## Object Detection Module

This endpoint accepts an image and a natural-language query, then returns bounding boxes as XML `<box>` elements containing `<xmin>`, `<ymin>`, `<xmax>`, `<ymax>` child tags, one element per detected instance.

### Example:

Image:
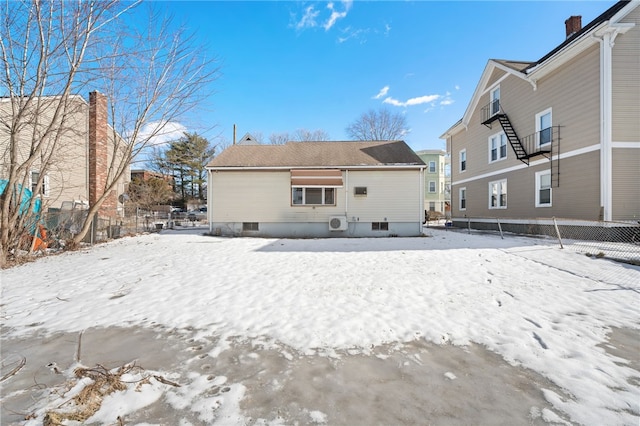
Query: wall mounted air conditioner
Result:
<box><xmin>329</xmin><ymin>216</ymin><xmax>348</xmax><ymax>231</ymax></box>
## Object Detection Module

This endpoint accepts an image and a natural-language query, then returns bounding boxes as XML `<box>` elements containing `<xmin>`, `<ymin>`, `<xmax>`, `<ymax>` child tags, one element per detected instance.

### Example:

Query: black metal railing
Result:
<box><xmin>481</xmin><ymin>99</ymin><xmax>502</xmax><ymax>125</ymax></box>
<box><xmin>519</xmin><ymin>126</ymin><xmax>560</xmax><ymax>159</ymax></box>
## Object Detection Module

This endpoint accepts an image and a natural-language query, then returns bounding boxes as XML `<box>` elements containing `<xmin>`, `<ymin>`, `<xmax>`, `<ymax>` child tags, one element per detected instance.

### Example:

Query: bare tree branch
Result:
<box><xmin>345</xmin><ymin>108</ymin><xmax>409</xmax><ymax>141</ymax></box>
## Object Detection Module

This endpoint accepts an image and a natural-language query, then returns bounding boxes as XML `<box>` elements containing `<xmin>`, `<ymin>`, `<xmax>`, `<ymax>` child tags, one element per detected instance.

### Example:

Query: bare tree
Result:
<box><xmin>268</xmin><ymin>129</ymin><xmax>330</xmax><ymax>145</ymax></box>
<box><xmin>71</xmin><ymin>5</ymin><xmax>220</xmax><ymax>243</ymax></box>
<box><xmin>293</xmin><ymin>128</ymin><xmax>330</xmax><ymax>141</ymax></box>
<box><xmin>345</xmin><ymin>109</ymin><xmax>409</xmax><ymax>141</ymax></box>
<box><xmin>268</xmin><ymin>132</ymin><xmax>289</xmax><ymax>145</ymax></box>
<box><xmin>0</xmin><ymin>1</ymin><xmax>137</xmax><ymax>266</ymax></box>
<box><xmin>0</xmin><ymin>2</ymin><xmax>220</xmax><ymax>265</ymax></box>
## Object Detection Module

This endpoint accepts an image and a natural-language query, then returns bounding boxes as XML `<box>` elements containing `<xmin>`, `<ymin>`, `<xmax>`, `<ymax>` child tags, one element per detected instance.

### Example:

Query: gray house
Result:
<box><xmin>206</xmin><ymin>140</ymin><xmax>426</xmax><ymax>237</ymax></box>
<box><xmin>441</xmin><ymin>1</ymin><xmax>639</xmax><ymax>230</ymax></box>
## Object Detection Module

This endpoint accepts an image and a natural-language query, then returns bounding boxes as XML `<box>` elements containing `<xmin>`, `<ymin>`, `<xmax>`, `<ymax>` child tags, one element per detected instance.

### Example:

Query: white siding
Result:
<box><xmin>209</xmin><ymin>169</ymin><xmax>422</xmax><ymax>224</ymax></box>
<box><xmin>347</xmin><ymin>170</ymin><xmax>422</xmax><ymax>222</ymax></box>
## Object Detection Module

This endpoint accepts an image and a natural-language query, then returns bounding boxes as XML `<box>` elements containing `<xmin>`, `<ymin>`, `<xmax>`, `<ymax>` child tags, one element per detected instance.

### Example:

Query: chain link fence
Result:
<box><xmin>41</xmin><ymin>205</ymin><xmax>207</xmax><ymax>248</ymax></box>
<box><xmin>442</xmin><ymin>217</ymin><xmax>640</xmax><ymax>265</ymax></box>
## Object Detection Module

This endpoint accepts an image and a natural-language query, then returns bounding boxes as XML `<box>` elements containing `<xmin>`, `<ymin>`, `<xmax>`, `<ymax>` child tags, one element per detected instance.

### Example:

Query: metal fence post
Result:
<box><xmin>553</xmin><ymin>216</ymin><xmax>564</xmax><ymax>249</ymax></box>
<box><xmin>497</xmin><ymin>218</ymin><xmax>504</xmax><ymax>239</ymax></box>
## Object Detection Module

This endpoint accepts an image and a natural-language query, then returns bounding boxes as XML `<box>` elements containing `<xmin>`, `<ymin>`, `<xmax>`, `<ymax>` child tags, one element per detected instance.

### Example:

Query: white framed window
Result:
<box><xmin>429</xmin><ymin>181</ymin><xmax>436</xmax><ymax>193</ymax></box>
<box><xmin>29</xmin><ymin>170</ymin><xmax>49</xmax><ymax>197</ymax></box>
<box><xmin>429</xmin><ymin>201</ymin><xmax>436</xmax><ymax>211</ymax></box>
<box><xmin>535</xmin><ymin>170</ymin><xmax>552</xmax><ymax>207</ymax></box>
<box><xmin>459</xmin><ymin>187</ymin><xmax>466</xmax><ymax>210</ymax></box>
<box><xmin>292</xmin><ymin>187</ymin><xmax>335</xmax><ymax>206</ymax></box>
<box><xmin>488</xmin><ymin>132</ymin><xmax>507</xmax><ymax>163</ymax></box>
<box><xmin>459</xmin><ymin>149</ymin><xmax>466</xmax><ymax>172</ymax></box>
<box><xmin>489</xmin><ymin>179</ymin><xmax>507</xmax><ymax>209</ymax></box>
<box><xmin>490</xmin><ymin>86</ymin><xmax>500</xmax><ymax>115</ymax></box>
<box><xmin>536</xmin><ymin>108</ymin><xmax>552</xmax><ymax>146</ymax></box>
<box><xmin>428</xmin><ymin>161</ymin><xmax>436</xmax><ymax>173</ymax></box>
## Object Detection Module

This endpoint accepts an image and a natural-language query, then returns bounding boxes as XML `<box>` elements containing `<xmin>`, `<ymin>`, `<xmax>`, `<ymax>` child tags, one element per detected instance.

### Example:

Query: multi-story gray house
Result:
<box><xmin>441</xmin><ymin>1</ymin><xmax>639</xmax><ymax>230</ymax></box>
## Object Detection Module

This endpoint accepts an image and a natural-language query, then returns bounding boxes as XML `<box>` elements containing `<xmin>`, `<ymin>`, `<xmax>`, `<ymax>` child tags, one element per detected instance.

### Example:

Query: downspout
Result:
<box><xmin>594</xmin><ymin>29</ymin><xmax>617</xmax><ymax>222</ymax></box>
<box><xmin>344</xmin><ymin>169</ymin><xmax>349</xmax><ymax>218</ymax></box>
<box><xmin>419</xmin><ymin>166</ymin><xmax>425</xmax><ymax>233</ymax></box>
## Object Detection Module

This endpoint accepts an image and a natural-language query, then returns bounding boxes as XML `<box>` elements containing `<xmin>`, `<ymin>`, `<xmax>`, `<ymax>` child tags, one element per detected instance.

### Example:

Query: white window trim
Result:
<box><xmin>459</xmin><ymin>187</ymin><xmax>466</xmax><ymax>211</ymax></box>
<box><xmin>535</xmin><ymin>170</ymin><xmax>552</xmax><ymax>207</ymax></box>
<box><xmin>459</xmin><ymin>149</ymin><xmax>466</xmax><ymax>173</ymax></box>
<box><xmin>29</xmin><ymin>170</ymin><xmax>50</xmax><ymax>197</ymax></box>
<box><xmin>292</xmin><ymin>187</ymin><xmax>336</xmax><ymax>206</ymax></box>
<box><xmin>490</xmin><ymin>86</ymin><xmax>500</xmax><ymax>116</ymax></box>
<box><xmin>488</xmin><ymin>179</ymin><xmax>507</xmax><ymax>209</ymax></box>
<box><xmin>428</xmin><ymin>181</ymin><xmax>436</xmax><ymax>193</ymax></box>
<box><xmin>488</xmin><ymin>132</ymin><xmax>507</xmax><ymax>164</ymax></box>
<box><xmin>535</xmin><ymin>107</ymin><xmax>552</xmax><ymax>147</ymax></box>
<box><xmin>428</xmin><ymin>161</ymin><xmax>436</xmax><ymax>173</ymax></box>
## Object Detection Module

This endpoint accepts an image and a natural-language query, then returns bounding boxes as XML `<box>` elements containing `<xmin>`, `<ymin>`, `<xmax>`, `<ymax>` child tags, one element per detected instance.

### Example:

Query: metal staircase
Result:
<box><xmin>496</xmin><ymin>114</ymin><xmax>529</xmax><ymax>164</ymax></box>
<box><xmin>481</xmin><ymin>101</ymin><xmax>552</xmax><ymax>166</ymax></box>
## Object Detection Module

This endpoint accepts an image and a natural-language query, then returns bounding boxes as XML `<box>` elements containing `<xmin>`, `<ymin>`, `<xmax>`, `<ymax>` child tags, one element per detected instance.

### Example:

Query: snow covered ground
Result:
<box><xmin>1</xmin><ymin>227</ymin><xmax>639</xmax><ymax>425</ymax></box>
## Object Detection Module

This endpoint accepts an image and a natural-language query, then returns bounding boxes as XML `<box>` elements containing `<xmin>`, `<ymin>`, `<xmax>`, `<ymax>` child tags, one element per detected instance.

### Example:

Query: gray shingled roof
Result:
<box><xmin>207</xmin><ymin>140</ymin><xmax>425</xmax><ymax>168</ymax></box>
<box><xmin>492</xmin><ymin>59</ymin><xmax>535</xmax><ymax>72</ymax></box>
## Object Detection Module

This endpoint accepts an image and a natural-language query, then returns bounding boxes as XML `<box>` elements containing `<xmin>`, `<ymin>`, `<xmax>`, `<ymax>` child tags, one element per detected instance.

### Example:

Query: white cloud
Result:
<box><xmin>294</xmin><ymin>5</ymin><xmax>320</xmax><ymax>30</ymax></box>
<box><xmin>440</xmin><ymin>99</ymin><xmax>454</xmax><ymax>106</ymax></box>
<box><xmin>324</xmin><ymin>1</ymin><xmax>352</xmax><ymax>31</ymax></box>
<box><xmin>137</xmin><ymin>121</ymin><xmax>187</xmax><ymax>146</ymax></box>
<box><xmin>383</xmin><ymin>94</ymin><xmax>440</xmax><ymax>108</ymax></box>
<box><xmin>455</xmin><ymin>85</ymin><xmax>460</xmax><ymax>90</ymax></box>
<box><xmin>372</xmin><ymin>86</ymin><xmax>389</xmax><ymax>99</ymax></box>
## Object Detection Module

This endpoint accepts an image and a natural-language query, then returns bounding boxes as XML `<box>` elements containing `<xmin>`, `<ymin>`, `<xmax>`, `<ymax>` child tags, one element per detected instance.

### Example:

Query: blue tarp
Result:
<box><xmin>0</xmin><ymin>179</ymin><xmax>42</xmax><ymax>234</ymax></box>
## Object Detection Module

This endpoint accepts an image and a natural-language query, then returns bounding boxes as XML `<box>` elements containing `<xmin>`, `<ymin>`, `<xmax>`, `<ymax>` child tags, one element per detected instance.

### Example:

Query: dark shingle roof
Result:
<box><xmin>207</xmin><ymin>140</ymin><xmax>425</xmax><ymax>168</ymax></box>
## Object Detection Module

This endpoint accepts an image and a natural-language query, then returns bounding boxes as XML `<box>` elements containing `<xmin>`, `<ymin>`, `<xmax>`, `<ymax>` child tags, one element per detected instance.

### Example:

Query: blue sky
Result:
<box><xmin>158</xmin><ymin>1</ymin><xmax>613</xmax><ymax>152</ymax></box>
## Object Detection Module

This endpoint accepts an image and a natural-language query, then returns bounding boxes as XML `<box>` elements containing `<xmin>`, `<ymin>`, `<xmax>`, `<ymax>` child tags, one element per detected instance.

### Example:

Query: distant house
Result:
<box><xmin>0</xmin><ymin>91</ymin><xmax>129</xmax><ymax>217</ymax></box>
<box><xmin>416</xmin><ymin>149</ymin><xmax>449</xmax><ymax>218</ymax></box>
<box><xmin>440</xmin><ymin>1</ymin><xmax>639</xmax><ymax>231</ymax></box>
<box><xmin>206</xmin><ymin>140</ymin><xmax>426</xmax><ymax>237</ymax></box>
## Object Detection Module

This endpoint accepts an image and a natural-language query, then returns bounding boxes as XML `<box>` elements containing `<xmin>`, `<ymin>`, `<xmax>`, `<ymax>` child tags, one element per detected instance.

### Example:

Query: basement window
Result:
<box><xmin>372</xmin><ymin>222</ymin><xmax>388</xmax><ymax>231</ymax></box>
<box><xmin>243</xmin><ymin>222</ymin><xmax>259</xmax><ymax>231</ymax></box>
<box><xmin>354</xmin><ymin>186</ymin><xmax>367</xmax><ymax>196</ymax></box>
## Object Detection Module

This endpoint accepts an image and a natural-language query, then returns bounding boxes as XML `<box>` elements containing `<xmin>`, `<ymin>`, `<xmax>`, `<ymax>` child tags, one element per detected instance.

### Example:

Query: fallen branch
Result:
<box><xmin>1</xmin><ymin>355</ymin><xmax>26</xmax><ymax>382</ymax></box>
<box><xmin>153</xmin><ymin>375</ymin><xmax>181</xmax><ymax>387</ymax></box>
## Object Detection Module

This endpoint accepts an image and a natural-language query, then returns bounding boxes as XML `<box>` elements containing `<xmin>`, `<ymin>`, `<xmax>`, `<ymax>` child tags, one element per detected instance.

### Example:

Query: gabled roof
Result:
<box><xmin>441</xmin><ymin>0</ymin><xmax>638</xmax><ymax>139</ymax></box>
<box><xmin>207</xmin><ymin>140</ymin><xmax>425</xmax><ymax>169</ymax></box>
<box><xmin>237</xmin><ymin>132</ymin><xmax>259</xmax><ymax>145</ymax></box>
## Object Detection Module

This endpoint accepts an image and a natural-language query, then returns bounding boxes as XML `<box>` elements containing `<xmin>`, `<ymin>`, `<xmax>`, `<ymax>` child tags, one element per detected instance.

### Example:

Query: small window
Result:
<box><xmin>489</xmin><ymin>133</ymin><xmax>507</xmax><ymax>163</ymax></box>
<box><xmin>372</xmin><ymin>222</ymin><xmax>389</xmax><ymax>231</ymax></box>
<box><xmin>30</xmin><ymin>170</ymin><xmax>49</xmax><ymax>196</ymax></box>
<box><xmin>460</xmin><ymin>149</ymin><xmax>466</xmax><ymax>172</ymax></box>
<box><xmin>535</xmin><ymin>170</ymin><xmax>552</xmax><ymax>207</ymax></box>
<box><xmin>243</xmin><ymin>222</ymin><xmax>259</xmax><ymax>231</ymax></box>
<box><xmin>354</xmin><ymin>186</ymin><xmax>367</xmax><ymax>196</ymax></box>
<box><xmin>429</xmin><ymin>201</ymin><xmax>436</xmax><ymax>211</ymax></box>
<box><xmin>489</xmin><ymin>179</ymin><xmax>507</xmax><ymax>209</ymax></box>
<box><xmin>429</xmin><ymin>181</ymin><xmax>436</xmax><ymax>193</ymax></box>
<box><xmin>428</xmin><ymin>161</ymin><xmax>436</xmax><ymax>173</ymax></box>
<box><xmin>536</xmin><ymin>108</ymin><xmax>552</xmax><ymax>146</ymax></box>
<box><xmin>490</xmin><ymin>86</ymin><xmax>500</xmax><ymax>115</ymax></box>
<box><xmin>459</xmin><ymin>187</ymin><xmax>466</xmax><ymax>210</ymax></box>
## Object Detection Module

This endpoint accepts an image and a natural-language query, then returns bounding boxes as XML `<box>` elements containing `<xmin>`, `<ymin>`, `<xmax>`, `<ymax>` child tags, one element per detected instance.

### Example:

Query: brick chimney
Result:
<box><xmin>565</xmin><ymin>15</ymin><xmax>582</xmax><ymax>39</ymax></box>
<box><xmin>88</xmin><ymin>91</ymin><xmax>116</xmax><ymax>217</ymax></box>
